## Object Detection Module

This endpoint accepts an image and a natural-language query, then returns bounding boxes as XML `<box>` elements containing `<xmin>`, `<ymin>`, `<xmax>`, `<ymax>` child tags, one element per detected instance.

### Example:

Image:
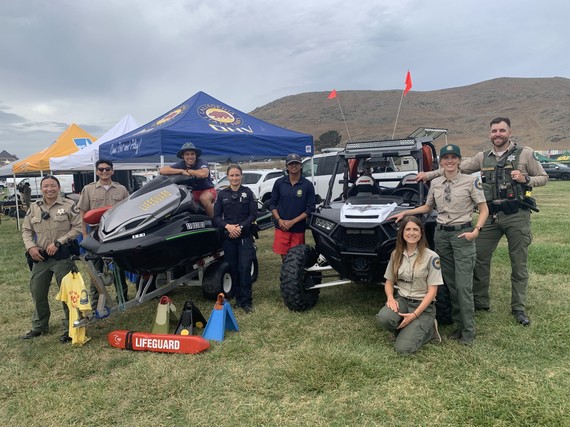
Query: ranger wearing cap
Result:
<box><xmin>390</xmin><ymin>143</ymin><xmax>488</xmax><ymax>345</ymax></box>
<box><xmin>269</xmin><ymin>153</ymin><xmax>316</xmax><ymax>260</ymax></box>
<box><xmin>159</xmin><ymin>141</ymin><xmax>216</xmax><ymax>217</ymax></box>
<box><xmin>416</xmin><ymin>117</ymin><xmax>548</xmax><ymax>326</ymax></box>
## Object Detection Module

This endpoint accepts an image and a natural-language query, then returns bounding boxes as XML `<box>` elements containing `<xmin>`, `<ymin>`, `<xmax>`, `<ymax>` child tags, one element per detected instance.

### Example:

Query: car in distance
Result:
<box><xmin>541</xmin><ymin>162</ymin><xmax>570</xmax><ymax>180</ymax></box>
<box><xmin>215</xmin><ymin>169</ymin><xmax>285</xmax><ymax>203</ymax></box>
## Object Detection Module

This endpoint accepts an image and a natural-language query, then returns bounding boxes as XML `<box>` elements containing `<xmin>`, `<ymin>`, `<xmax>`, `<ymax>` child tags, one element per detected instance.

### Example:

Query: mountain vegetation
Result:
<box><xmin>251</xmin><ymin>77</ymin><xmax>570</xmax><ymax>155</ymax></box>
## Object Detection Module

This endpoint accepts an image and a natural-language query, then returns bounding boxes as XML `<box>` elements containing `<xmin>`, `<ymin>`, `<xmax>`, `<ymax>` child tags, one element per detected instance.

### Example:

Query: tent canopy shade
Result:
<box><xmin>98</xmin><ymin>91</ymin><xmax>313</xmax><ymax>164</ymax></box>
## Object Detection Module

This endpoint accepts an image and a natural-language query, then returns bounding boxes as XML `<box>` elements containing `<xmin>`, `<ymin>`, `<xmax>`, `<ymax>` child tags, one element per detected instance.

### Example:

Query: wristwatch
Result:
<box><xmin>55</xmin><ymin>241</ymin><xmax>62</xmax><ymax>248</ymax></box>
<box><xmin>475</xmin><ymin>226</ymin><xmax>483</xmax><ymax>232</ymax></box>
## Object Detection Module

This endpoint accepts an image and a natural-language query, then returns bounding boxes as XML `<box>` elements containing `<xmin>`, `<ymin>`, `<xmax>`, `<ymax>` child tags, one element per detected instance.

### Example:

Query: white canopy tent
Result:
<box><xmin>49</xmin><ymin>115</ymin><xmax>147</xmax><ymax>171</ymax></box>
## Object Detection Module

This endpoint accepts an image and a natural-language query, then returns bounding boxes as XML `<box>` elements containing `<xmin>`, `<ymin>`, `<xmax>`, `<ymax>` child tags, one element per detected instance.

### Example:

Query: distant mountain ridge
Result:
<box><xmin>250</xmin><ymin>77</ymin><xmax>570</xmax><ymax>155</ymax></box>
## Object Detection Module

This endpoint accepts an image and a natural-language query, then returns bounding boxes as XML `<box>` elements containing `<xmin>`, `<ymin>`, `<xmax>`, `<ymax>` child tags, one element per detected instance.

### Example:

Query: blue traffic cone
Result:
<box><xmin>202</xmin><ymin>294</ymin><xmax>239</xmax><ymax>342</ymax></box>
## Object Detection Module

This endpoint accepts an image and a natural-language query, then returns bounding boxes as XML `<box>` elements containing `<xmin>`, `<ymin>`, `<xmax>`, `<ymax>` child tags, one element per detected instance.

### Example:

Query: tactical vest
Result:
<box><xmin>480</xmin><ymin>145</ymin><xmax>530</xmax><ymax>214</ymax></box>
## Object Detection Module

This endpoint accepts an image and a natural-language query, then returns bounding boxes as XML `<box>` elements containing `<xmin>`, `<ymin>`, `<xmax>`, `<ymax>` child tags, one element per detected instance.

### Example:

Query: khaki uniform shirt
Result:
<box><xmin>22</xmin><ymin>197</ymin><xmax>82</xmax><ymax>251</ymax></box>
<box><xmin>384</xmin><ymin>248</ymin><xmax>444</xmax><ymax>300</ymax></box>
<box><xmin>426</xmin><ymin>173</ymin><xmax>486</xmax><ymax>225</ymax></box>
<box><xmin>77</xmin><ymin>180</ymin><xmax>129</xmax><ymax>212</ymax></box>
<box><xmin>425</xmin><ymin>141</ymin><xmax>548</xmax><ymax>188</ymax></box>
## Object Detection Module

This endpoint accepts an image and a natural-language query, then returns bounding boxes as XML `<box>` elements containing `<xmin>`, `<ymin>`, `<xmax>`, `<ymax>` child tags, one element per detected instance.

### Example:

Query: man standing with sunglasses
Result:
<box><xmin>390</xmin><ymin>144</ymin><xmax>488</xmax><ymax>345</ymax></box>
<box><xmin>77</xmin><ymin>159</ymin><xmax>129</xmax><ymax>309</ymax></box>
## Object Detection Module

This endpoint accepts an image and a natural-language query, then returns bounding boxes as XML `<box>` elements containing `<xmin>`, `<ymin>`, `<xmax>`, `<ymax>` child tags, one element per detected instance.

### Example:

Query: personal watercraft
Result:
<box><xmin>81</xmin><ymin>175</ymin><xmax>223</xmax><ymax>275</ymax></box>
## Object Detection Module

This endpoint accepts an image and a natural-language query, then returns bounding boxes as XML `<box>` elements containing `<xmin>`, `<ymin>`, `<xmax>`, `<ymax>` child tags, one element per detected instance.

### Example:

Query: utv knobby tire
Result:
<box><xmin>435</xmin><ymin>283</ymin><xmax>453</xmax><ymax>325</ymax></box>
<box><xmin>202</xmin><ymin>261</ymin><xmax>235</xmax><ymax>300</ymax></box>
<box><xmin>280</xmin><ymin>245</ymin><xmax>320</xmax><ymax>311</ymax></box>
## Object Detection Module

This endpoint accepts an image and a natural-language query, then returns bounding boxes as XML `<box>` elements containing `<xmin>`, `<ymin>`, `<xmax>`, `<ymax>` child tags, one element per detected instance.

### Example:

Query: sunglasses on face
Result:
<box><xmin>98</xmin><ymin>167</ymin><xmax>112</xmax><ymax>172</ymax></box>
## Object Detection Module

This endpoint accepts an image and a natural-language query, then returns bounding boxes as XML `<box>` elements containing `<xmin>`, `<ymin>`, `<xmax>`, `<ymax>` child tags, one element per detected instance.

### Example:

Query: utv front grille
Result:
<box><xmin>342</xmin><ymin>228</ymin><xmax>378</xmax><ymax>251</ymax></box>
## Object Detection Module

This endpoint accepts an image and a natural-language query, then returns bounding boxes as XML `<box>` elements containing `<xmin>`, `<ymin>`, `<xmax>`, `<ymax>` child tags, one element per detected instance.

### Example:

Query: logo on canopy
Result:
<box><xmin>198</xmin><ymin>104</ymin><xmax>243</xmax><ymax>126</ymax></box>
<box><xmin>135</xmin><ymin>105</ymin><xmax>188</xmax><ymax>136</ymax></box>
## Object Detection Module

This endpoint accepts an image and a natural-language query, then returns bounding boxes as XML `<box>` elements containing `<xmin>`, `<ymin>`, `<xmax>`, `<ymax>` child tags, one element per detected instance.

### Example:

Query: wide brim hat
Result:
<box><xmin>177</xmin><ymin>142</ymin><xmax>202</xmax><ymax>159</ymax></box>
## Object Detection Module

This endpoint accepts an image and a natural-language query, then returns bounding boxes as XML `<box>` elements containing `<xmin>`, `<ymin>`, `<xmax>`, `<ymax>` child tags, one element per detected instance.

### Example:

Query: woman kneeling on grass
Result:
<box><xmin>376</xmin><ymin>216</ymin><xmax>444</xmax><ymax>355</ymax></box>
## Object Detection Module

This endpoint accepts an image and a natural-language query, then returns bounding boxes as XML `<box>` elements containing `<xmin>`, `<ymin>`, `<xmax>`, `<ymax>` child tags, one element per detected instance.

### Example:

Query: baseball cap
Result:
<box><xmin>286</xmin><ymin>153</ymin><xmax>302</xmax><ymax>165</ymax></box>
<box><xmin>439</xmin><ymin>144</ymin><xmax>462</xmax><ymax>158</ymax></box>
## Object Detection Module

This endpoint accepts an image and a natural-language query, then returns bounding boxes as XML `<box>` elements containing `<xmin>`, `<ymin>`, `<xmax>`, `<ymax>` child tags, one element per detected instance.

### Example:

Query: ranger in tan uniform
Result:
<box><xmin>21</xmin><ymin>175</ymin><xmax>82</xmax><ymax>343</ymax></box>
<box><xmin>417</xmin><ymin>118</ymin><xmax>548</xmax><ymax>326</ymax></box>
<box><xmin>391</xmin><ymin>144</ymin><xmax>488</xmax><ymax>345</ymax></box>
<box><xmin>376</xmin><ymin>216</ymin><xmax>444</xmax><ymax>355</ymax></box>
<box><xmin>77</xmin><ymin>159</ymin><xmax>130</xmax><ymax>308</ymax></box>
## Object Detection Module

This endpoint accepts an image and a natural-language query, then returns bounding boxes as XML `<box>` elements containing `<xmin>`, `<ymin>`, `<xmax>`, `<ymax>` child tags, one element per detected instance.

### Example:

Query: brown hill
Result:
<box><xmin>250</xmin><ymin>77</ymin><xmax>570</xmax><ymax>156</ymax></box>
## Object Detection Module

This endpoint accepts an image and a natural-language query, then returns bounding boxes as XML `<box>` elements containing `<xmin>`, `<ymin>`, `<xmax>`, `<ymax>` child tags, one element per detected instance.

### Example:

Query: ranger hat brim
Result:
<box><xmin>177</xmin><ymin>142</ymin><xmax>202</xmax><ymax>159</ymax></box>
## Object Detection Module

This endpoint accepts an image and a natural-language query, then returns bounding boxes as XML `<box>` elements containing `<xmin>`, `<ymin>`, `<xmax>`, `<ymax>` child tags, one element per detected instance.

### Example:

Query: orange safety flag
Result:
<box><xmin>404</xmin><ymin>71</ymin><xmax>413</xmax><ymax>96</ymax></box>
<box><xmin>328</xmin><ymin>89</ymin><xmax>337</xmax><ymax>99</ymax></box>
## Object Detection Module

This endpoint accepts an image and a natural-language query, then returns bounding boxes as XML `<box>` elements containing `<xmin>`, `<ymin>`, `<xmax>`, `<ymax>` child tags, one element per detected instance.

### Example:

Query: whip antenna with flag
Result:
<box><xmin>392</xmin><ymin>71</ymin><xmax>413</xmax><ymax>138</ymax></box>
<box><xmin>328</xmin><ymin>89</ymin><xmax>352</xmax><ymax>143</ymax></box>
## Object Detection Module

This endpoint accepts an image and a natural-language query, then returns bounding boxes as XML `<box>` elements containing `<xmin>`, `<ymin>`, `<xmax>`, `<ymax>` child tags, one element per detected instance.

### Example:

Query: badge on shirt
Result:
<box><xmin>57</xmin><ymin>208</ymin><xmax>66</xmax><ymax>215</ymax></box>
<box><xmin>296</xmin><ymin>189</ymin><xmax>303</xmax><ymax>198</ymax></box>
<box><xmin>507</xmin><ymin>154</ymin><xmax>517</xmax><ymax>163</ymax></box>
<box><xmin>432</xmin><ymin>257</ymin><xmax>441</xmax><ymax>270</ymax></box>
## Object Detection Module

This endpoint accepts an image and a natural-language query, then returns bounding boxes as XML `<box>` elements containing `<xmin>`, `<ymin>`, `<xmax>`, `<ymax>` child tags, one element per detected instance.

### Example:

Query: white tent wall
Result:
<box><xmin>49</xmin><ymin>114</ymin><xmax>139</xmax><ymax>172</ymax></box>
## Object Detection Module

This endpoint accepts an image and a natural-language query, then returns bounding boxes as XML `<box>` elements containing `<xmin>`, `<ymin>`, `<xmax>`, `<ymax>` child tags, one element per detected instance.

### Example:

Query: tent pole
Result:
<box><xmin>13</xmin><ymin>172</ymin><xmax>21</xmax><ymax>231</ymax></box>
<box><xmin>160</xmin><ymin>155</ymin><xmax>164</xmax><ymax>168</ymax></box>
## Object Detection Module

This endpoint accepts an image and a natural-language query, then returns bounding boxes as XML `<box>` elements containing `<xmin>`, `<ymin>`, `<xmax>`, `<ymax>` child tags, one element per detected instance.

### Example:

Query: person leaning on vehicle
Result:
<box><xmin>269</xmin><ymin>153</ymin><xmax>316</xmax><ymax>261</ymax></box>
<box><xmin>77</xmin><ymin>159</ymin><xmax>130</xmax><ymax>309</ymax></box>
<box><xmin>21</xmin><ymin>175</ymin><xmax>82</xmax><ymax>343</ymax></box>
<box><xmin>213</xmin><ymin>164</ymin><xmax>258</xmax><ymax>314</ymax></box>
<box><xmin>159</xmin><ymin>141</ymin><xmax>216</xmax><ymax>217</ymax></box>
<box><xmin>416</xmin><ymin>117</ymin><xmax>548</xmax><ymax>326</ymax></box>
<box><xmin>390</xmin><ymin>144</ymin><xmax>488</xmax><ymax>345</ymax></box>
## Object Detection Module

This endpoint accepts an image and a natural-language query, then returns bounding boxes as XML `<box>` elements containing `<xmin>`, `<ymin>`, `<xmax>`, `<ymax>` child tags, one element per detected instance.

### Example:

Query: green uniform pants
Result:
<box><xmin>29</xmin><ymin>257</ymin><xmax>75</xmax><ymax>333</ymax></box>
<box><xmin>473</xmin><ymin>209</ymin><xmax>532</xmax><ymax>312</ymax></box>
<box><xmin>376</xmin><ymin>298</ymin><xmax>436</xmax><ymax>355</ymax></box>
<box><xmin>434</xmin><ymin>227</ymin><xmax>476</xmax><ymax>339</ymax></box>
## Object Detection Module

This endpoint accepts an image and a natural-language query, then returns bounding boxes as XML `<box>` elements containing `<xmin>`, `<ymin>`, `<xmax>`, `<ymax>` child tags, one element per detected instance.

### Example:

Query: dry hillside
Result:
<box><xmin>250</xmin><ymin>77</ymin><xmax>570</xmax><ymax>156</ymax></box>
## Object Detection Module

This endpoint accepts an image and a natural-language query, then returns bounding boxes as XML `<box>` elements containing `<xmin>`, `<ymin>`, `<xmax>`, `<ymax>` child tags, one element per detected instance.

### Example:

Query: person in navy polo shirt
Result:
<box><xmin>269</xmin><ymin>153</ymin><xmax>316</xmax><ymax>261</ymax></box>
<box><xmin>159</xmin><ymin>142</ymin><xmax>216</xmax><ymax>217</ymax></box>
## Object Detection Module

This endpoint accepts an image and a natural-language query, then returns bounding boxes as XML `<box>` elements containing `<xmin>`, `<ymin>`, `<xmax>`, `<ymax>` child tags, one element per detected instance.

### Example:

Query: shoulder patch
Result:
<box><xmin>432</xmin><ymin>256</ymin><xmax>441</xmax><ymax>270</ymax></box>
<box><xmin>474</xmin><ymin>177</ymin><xmax>483</xmax><ymax>190</ymax></box>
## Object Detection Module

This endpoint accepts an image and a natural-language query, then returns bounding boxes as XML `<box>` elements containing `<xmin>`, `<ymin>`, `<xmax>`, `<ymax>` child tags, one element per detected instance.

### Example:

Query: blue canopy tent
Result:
<box><xmin>98</xmin><ymin>91</ymin><xmax>313</xmax><ymax>165</ymax></box>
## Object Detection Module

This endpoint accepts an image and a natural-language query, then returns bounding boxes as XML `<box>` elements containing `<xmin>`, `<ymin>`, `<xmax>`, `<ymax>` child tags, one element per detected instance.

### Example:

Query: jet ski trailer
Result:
<box><xmin>77</xmin><ymin>175</ymin><xmax>251</xmax><ymax>326</ymax></box>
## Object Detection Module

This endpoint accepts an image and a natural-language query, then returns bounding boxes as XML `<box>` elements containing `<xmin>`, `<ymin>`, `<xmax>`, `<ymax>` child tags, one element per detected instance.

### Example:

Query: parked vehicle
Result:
<box><xmin>215</xmin><ymin>169</ymin><xmax>284</xmax><ymax>203</ymax></box>
<box><xmin>7</xmin><ymin>175</ymin><xmax>75</xmax><ymax>199</ymax></box>
<box><xmin>541</xmin><ymin>162</ymin><xmax>570</xmax><ymax>180</ymax></box>
<box><xmin>278</xmin><ymin>136</ymin><xmax>452</xmax><ymax>324</ymax></box>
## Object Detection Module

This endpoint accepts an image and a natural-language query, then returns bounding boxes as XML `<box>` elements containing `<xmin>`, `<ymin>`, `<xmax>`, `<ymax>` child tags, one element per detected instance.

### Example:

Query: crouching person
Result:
<box><xmin>376</xmin><ymin>216</ymin><xmax>443</xmax><ymax>355</ymax></box>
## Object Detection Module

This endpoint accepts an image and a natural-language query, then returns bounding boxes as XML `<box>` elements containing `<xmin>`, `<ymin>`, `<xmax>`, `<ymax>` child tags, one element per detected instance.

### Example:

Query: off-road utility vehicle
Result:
<box><xmin>279</xmin><ymin>134</ymin><xmax>451</xmax><ymax>322</ymax></box>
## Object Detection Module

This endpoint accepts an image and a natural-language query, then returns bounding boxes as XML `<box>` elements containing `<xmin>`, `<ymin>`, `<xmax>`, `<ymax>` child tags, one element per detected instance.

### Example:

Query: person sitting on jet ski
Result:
<box><xmin>159</xmin><ymin>141</ymin><xmax>217</xmax><ymax>217</ymax></box>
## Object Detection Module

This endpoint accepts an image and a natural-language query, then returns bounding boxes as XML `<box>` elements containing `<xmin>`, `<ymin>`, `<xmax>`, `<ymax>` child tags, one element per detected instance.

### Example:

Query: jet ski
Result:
<box><xmin>81</xmin><ymin>175</ymin><xmax>223</xmax><ymax>275</ymax></box>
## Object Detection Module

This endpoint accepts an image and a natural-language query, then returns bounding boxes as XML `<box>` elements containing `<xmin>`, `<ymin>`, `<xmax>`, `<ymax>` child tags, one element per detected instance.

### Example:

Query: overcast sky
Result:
<box><xmin>1</xmin><ymin>0</ymin><xmax>568</xmax><ymax>159</ymax></box>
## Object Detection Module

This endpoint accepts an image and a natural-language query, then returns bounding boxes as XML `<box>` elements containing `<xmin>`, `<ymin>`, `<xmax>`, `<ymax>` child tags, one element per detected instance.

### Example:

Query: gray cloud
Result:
<box><xmin>0</xmin><ymin>0</ymin><xmax>568</xmax><ymax>159</ymax></box>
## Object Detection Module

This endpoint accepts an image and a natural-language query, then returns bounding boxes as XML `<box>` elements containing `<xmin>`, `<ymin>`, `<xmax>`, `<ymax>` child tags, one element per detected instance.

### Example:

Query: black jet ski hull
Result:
<box><xmin>81</xmin><ymin>214</ymin><xmax>222</xmax><ymax>274</ymax></box>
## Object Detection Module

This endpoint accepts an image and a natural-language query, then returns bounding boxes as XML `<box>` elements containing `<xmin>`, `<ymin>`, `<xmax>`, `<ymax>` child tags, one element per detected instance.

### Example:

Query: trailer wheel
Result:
<box><xmin>280</xmin><ymin>245</ymin><xmax>320</xmax><ymax>311</ymax></box>
<box><xmin>203</xmin><ymin>261</ymin><xmax>234</xmax><ymax>300</ymax></box>
<box><xmin>250</xmin><ymin>258</ymin><xmax>259</xmax><ymax>284</ymax></box>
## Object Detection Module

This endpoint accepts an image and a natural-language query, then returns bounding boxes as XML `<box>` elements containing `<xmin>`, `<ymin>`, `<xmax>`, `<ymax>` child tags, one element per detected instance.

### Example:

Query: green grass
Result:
<box><xmin>0</xmin><ymin>182</ymin><xmax>569</xmax><ymax>426</ymax></box>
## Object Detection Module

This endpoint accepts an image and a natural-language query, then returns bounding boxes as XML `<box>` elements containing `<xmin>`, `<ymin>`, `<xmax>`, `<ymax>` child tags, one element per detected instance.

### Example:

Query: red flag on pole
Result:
<box><xmin>403</xmin><ymin>71</ymin><xmax>412</xmax><ymax>96</ymax></box>
<box><xmin>328</xmin><ymin>89</ymin><xmax>337</xmax><ymax>99</ymax></box>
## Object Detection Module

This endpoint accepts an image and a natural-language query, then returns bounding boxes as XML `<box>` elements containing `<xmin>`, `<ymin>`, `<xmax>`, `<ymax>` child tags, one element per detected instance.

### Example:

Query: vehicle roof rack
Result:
<box><xmin>407</xmin><ymin>127</ymin><xmax>448</xmax><ymax>141</ymax></box>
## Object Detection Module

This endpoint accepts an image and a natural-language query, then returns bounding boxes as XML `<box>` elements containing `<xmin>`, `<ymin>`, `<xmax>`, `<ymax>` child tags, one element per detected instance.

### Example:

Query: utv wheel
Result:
<box><xmin>560</xmin><ymin>173</ymin><xmax>570</xmax><ymax>181</ymax></box>
<box><xmin>280</xmin><ymin>245</ymin><xmax>320</xmax><ymax>311</ymax></box>
<box><xmin>203</xmin><ymin>261</ymin><xmax>234</xmax><ymax>300</ymax></box>
<box><xmin>435</xmin><ymin>283</ymin><xmax>453</xmax><ymax>325</ymax></box>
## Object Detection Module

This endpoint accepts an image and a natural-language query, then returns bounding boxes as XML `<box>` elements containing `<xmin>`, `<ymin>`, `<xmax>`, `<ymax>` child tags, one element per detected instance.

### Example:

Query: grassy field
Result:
<box><xmin>0</xmin><ymin>182</ymin><xmax>568</xmax><ymax>426</ymax></box>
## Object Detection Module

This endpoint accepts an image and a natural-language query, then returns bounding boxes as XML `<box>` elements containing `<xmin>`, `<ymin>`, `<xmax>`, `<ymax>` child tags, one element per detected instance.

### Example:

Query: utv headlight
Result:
<box><xmin>314</xmin><ymin>217</ymin><xmax>335</xmax><ymax>232</ymax></box>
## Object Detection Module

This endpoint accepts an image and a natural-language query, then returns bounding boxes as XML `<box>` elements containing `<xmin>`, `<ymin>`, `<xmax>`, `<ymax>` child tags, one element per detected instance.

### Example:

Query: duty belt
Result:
<box><xmin>436</xmin><ymin>222</ymin><xmax>471</xmax><ymax>231</ymax></box>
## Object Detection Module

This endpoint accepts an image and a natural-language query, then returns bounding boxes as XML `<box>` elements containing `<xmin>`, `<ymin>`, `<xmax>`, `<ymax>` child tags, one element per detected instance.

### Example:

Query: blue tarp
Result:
<box><xmin>98</xmin><ymin>91</ymin><xmax>313</xmax><ymax>164</ymax></box>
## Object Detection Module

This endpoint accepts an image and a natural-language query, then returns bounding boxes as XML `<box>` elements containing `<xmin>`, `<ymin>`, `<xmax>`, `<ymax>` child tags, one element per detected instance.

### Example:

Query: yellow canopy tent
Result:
<box><xmin>12</xmin><ymin>123</ymin><xmax>96</xmax><ymax>174</ymax></box>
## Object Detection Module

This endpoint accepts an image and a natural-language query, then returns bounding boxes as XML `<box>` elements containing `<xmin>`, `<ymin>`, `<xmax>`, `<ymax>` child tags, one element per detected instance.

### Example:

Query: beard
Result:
<box><xmin>491</xmin><ymin>136</ymin><xmax>509</xmax><ymax>150</ymax></box>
